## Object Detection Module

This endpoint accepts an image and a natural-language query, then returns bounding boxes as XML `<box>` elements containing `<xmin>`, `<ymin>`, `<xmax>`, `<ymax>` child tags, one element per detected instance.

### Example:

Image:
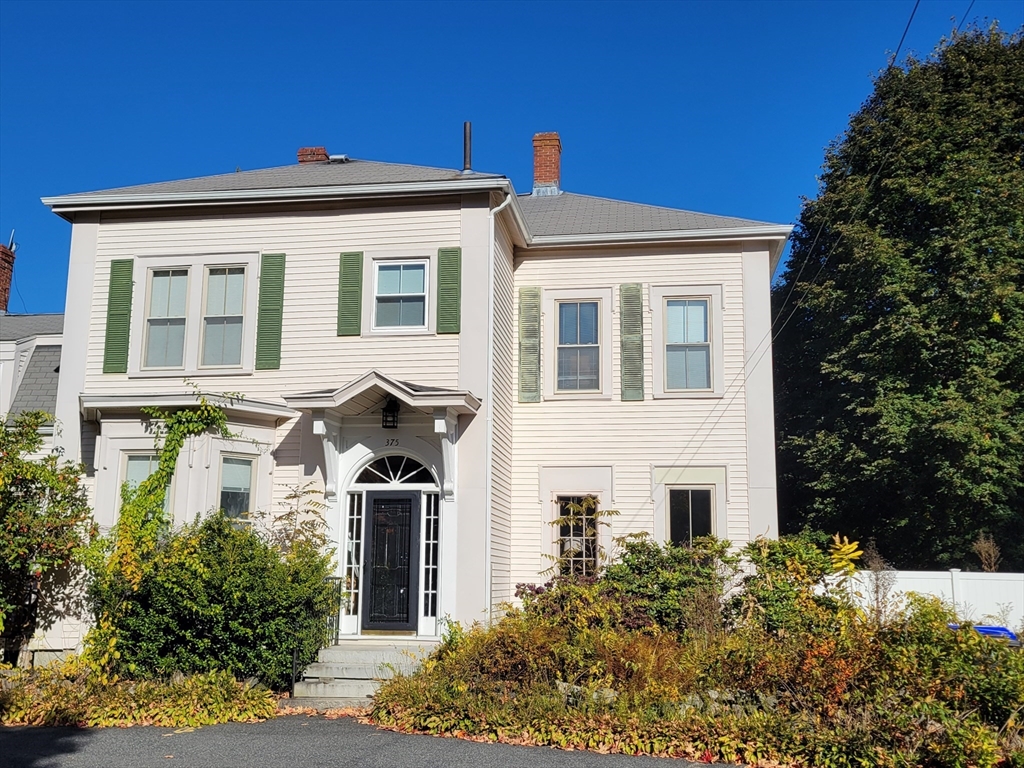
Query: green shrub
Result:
<box><xmin>373</xmin><ymin>533</ymin><xmax>1024</xmax><ymax>767</ymax></box>
<box><xmin>0</xmin><ymin>656</ymin><xmax>276</xmax><ymax>727</ymax></box>
<box><xmin>603</xmin><ymin>537</ymin><xmax>738</xmax><ymax>636</ymax></box>
<box><xmin>91</xmin><ymin>512</ymin><xmax>335</xmax><ymax>690</ymax></box>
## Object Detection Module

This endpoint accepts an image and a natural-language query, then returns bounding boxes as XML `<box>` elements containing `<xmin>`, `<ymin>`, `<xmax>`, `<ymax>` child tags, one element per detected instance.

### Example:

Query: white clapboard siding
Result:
<box><xmin>489</xmin><ymin>219</ymin><xmax>516</xmax><ymax>604</ymax></box>
<box><xmin>84</xmin><ymin>204</ymin><xmax>463</xmax><ymax>399</ymax></box>
<box><xmin>510</xmin><ymin>246</ymin><xmax>751</xmax><ymax>586</ymax></box>
<box><xmin>82</xmin><ymin>203</ymin><xmax>464</xmax><ymax>526</ymax></box>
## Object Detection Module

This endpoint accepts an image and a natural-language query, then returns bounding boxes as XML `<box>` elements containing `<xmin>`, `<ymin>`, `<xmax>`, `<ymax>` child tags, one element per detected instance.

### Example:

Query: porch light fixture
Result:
<box><xmin>382</xmin><ymin>397</ymin><xmax>400</xmax><ymax>429</ymax></box>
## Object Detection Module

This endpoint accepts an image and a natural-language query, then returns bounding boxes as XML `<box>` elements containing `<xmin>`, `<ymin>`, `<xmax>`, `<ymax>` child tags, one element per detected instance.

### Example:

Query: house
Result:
<box><xmin>0</xmin><ymin>243</ymin><xmax>65</xmax><ymax>456</ymax></box>
<box><xmin>42</xmin><ymin>133</ymin><xmax>791</xmax><ymax>643</ymax></box>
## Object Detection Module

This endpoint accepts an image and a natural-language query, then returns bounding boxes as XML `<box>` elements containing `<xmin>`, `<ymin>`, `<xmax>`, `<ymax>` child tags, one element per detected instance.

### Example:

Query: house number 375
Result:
<box><xmin>385</xmin><ymin>438</ymin><xmax>400</xmax><ymax>447</ymax></box>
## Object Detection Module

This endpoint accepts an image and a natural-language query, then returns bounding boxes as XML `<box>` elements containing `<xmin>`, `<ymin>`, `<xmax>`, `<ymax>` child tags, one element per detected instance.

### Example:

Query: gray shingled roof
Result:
<box><xmin>7</xmin><ymin>345</ymin><xmax>61</xmax><ymax>423</ymax></box>
<box><xmin>517</xmin><ymin>192</ymin><xmax>777</xmax><ymax>237</ymax></box>
<box><xmin>45</xmin><ymin>157</ymin><xmax>787</xmax><ymax>239</ymax></box>
<box><xmin>52</xmin><ymin>159</ymin><xmax>503</xmax><ymax>199</ymax></box>
<box><xmin>0</xmin><ymin>314</ymin><xmax>64</xmax><ymax>341</ymax></box>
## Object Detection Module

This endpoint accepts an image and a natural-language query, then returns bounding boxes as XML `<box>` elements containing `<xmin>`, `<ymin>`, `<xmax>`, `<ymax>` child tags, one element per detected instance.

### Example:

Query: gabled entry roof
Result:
<box><xmin>283</xmin><ymin>370</ymin><xmax>481</xmax><ymax>416</ymax></box>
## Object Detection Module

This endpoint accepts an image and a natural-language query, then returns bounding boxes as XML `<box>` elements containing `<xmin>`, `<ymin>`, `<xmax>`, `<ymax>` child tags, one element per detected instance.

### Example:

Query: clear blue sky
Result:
<box><xmin>1</xmin><ymin>0</ymin><xmax>1021</xmax><ymax>314</ymax></box>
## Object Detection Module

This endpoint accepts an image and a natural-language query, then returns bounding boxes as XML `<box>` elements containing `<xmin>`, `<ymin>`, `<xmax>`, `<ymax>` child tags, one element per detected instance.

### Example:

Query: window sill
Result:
<box><xmin>128</xmin><ymin>368</ymin><xmax>254</xmax><ymax>379</ymax></box>
<box><xmin>652</xmin><ymin>391</ymin><xmax>725</xmax><ymax>400</ymax></box>
<box><xmin>362</xmin><ymin>328</ymin><xmax>436</xmax><ymax>338</ymax></box>
<box><xmin>544</xmin><ymin>392</ymin><xmax>614</xmax><ymax>402</ymax></box>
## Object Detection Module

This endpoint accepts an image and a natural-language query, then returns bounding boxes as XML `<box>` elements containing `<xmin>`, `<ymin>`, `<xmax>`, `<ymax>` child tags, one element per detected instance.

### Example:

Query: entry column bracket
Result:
<box><xmin>312</xmin><ymin>410</ymin><xmax>340</xmax><ymax>502</ymax></box>
<box><xmin>433</xmin><ymin>407</ymin><xmax>458</xmax><ymax>501</ymax></box>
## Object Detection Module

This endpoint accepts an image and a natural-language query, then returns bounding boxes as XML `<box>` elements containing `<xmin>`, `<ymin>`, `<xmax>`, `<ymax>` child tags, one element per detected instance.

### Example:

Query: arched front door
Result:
<box><xmin>339</xmin><ymin>454</ymin><xmax>441</xmax><ymax>636</ymax></box>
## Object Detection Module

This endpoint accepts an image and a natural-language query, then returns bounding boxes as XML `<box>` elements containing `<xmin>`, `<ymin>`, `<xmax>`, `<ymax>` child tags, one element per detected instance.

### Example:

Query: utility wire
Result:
<box><xmin>661</xmin><ymin>0</ymin><xmax>922</xmax><ymax>500</ymax></box>
<box><xmin>956</xmin><ymin>0</ymin><xmax>977</xmax><ymax>33</ymax></box>
<box><xmin>773</xmin><ymin>0</ymin><xmax>919</xmax><ymax>328</ymax></box>
<box><xmin>890</xmin><ymin>0</ymin><xmax>921</xmax><ymax>66</ymax></box>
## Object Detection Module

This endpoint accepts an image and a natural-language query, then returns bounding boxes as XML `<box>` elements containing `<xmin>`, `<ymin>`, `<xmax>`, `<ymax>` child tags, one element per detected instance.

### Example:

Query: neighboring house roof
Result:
<box><xmin>517</xmin><ymin>192</ymin><xmax>777</xmax><ymax>237</ymax></box>
<box><xmin>46</xmin><ymin>159</ymin><xmax>503</xmax><ymax>200</ymax></box>
<box><xmin>0</xmin><ymin>313</ymin><xmax>64</xmax><ymax>341</ymax></box>
<box><xmin>7</xmin><ymin>345</ymin><xmax>61</xmax><ymax>423</ymax></box>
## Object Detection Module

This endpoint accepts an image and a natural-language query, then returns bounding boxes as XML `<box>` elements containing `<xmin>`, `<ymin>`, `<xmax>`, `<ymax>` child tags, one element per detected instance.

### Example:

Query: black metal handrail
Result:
<box><xmin>325</xmin><ymin>576</ymin><xmax>346</xmax><ymax>646</ymax></box>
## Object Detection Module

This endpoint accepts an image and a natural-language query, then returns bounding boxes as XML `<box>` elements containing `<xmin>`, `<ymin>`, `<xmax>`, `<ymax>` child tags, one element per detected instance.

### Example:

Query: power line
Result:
<box><xmin>661</xmin><ymin>0</ymin><xmax>924</xmax><ymax>501</ymax></box>
<box><xmin>773</xmin><ymin>0</ymin><xmax>920</xmax><ymax>329</ymax></box>
<box><xmin>890</xmin><ymin>0</ymin><xmax>921</xmax><ymax>66</ymax></box>
<box><xmin>956</xmin><ymin>0</ymin><xmax>977</xmax><ymax>33</ymax></box>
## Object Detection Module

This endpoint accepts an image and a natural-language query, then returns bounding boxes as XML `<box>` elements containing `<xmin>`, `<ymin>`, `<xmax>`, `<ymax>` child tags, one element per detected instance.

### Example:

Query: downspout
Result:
<box><xmin>484</xmin><ymin>192</ymin><xmax>512</xmax><ymax>619</ymax></box>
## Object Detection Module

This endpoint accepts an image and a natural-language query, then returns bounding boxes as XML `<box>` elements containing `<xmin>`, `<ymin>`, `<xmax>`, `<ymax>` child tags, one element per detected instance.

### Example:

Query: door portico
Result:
<box><xmin>284</xmin><ymin>370</ymin><xmax>480</xmax><ymax>639</ymax></box>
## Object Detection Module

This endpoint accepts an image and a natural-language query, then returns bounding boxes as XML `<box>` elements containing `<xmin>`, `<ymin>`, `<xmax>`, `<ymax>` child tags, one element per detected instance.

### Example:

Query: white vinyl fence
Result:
<box><xmin>847</xmin><ymin>569</ymin><xmax>1024</xmax><ymax>630</ymax></box>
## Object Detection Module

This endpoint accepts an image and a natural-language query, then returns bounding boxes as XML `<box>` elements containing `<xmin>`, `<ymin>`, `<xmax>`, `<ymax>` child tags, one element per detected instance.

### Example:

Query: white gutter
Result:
<box><xmin>483</xmin><ymin>191</ymin><xmax>513</xmax><ymax>620</ymax></box>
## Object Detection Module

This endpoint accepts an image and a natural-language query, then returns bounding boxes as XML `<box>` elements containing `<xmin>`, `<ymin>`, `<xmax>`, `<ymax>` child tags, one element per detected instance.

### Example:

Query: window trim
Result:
<box><xmin>217</xmin><ymin>453</ymin><xmax>256</xmax><ymax>519</ymax></box>
<box><xmin>142</xmin><ymin>268</ymin><xmax>190</xmax><ymax>371</ymax></box>
<box><xmin>364</xmin><ymin>252</ymin><xmax>435</xmax><ymax>335</ymax></box>
<box><xmin>199</xmin><ymin>265</ymin><xmax>248</xmax><ymax>370</ymax></box>
<box><xmin>651</xmin><ymin>465</ymin><xmax>729</xmax><ymax>544</ymax></box>
<box><xmin>650</xmin><ymin>284</ymin><xmax>725</xmax><ymax>398</ymax></box>
<box><xmin>121</xmin><ymin>451</ymin><xmax>173</xmax><ymax>514</ymax></box>
<box><xmin>543</xmin><ymin>287</ymin><xmax>613</xmax><ymax>399</ymax></box>
<box><xmin>665</xmin><ymin>485</ymin><xmax>716</xmax><ymax>546</ymax></box>
<box><xmin>127</xmin><ymin>252</ymin><xmax>260</xmax><ymax>378</ymax></box>
<box><xmin>554</xmin><ymin>494</ymin><xmax>602</xmax><ymax>577</ymax></box>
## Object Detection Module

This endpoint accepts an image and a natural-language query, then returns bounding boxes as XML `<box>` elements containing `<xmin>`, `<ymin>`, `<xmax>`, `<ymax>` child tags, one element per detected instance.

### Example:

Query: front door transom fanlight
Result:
<box><xmin>356</xmin><ymin>455</ymin><xmax>435</xmax><ymax>484</ymax></box>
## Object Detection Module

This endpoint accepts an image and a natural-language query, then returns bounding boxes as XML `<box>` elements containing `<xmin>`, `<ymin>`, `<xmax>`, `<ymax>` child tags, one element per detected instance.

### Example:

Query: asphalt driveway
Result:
<box><xmin>1</xmin><ymin>715</ymin><xmax>719</xmax><ymax>768</ymax></box>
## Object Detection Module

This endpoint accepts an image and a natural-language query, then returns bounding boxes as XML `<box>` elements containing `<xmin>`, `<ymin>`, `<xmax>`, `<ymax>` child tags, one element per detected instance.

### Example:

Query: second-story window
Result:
<box><xmin>557</xmin><ymin>301</ymin><xmax>600</xmax><ymax>391</ymax></box>
<box><xmin>202</xmin><ymin>267</ymin><xmax>246</xmax><ymax>367</ymax></box>
<box><xmin>130</xmin><ymin>253</ymin><xmax>259</xmax><ymax>376</ymax></box>
<box><xmin>144</xmin><ymin>269</ymin><xmax>189</xmax><ymax>368</ymax></box>
<box><xmin>665</xmin><ymin>298</ymin><xmax>711</xmax><ymax>390</ymax></box>
<box><xmin>375</xmin><ymin>261</ymin><xmax>427</xmax><ymax>329</ymax></box>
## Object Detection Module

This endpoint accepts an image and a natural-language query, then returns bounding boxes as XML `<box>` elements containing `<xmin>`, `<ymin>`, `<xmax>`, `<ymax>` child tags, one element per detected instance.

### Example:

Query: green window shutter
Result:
<box><xmin>255</xmin><ymin>253</ymin><xmax>286</xmax><ymax>370</ymax></box>
<box><xmin>337</xmin><ymin>251</ymin><xmax>363</xmax><ymax>336</ymax></box>
<box><xmin>518</xmin><ymin>287</ymin><xmax>542</xmax><ymax>403</ymax></box>
<box><xmin>619</xmin><ymin>283</ymin><xmax>644</xmax><ymax>401</ymax></box>
<box><xmin>436</xmin><ymin>247</ymin><xmax>462</xmax><ymax>334</ymax></box>
<box><xmin>102</xmin><ymin>259</ymin><xmax>134</xmax><ymax>374</ymax></box>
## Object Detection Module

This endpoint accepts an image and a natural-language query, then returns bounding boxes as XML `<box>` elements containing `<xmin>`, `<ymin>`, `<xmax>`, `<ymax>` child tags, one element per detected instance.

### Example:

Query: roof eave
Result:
<box><xmin>41</xmin><ymin>177</ymin><xmax>516</xmax><ymax>220</ymax></box>
<box><xmin>284</xmin><ymin>370</ymin><xmax>482</xmax><ymax>415</ymax></box>
<box><xmin>528</xmin><ymin>224</ymin><xmax>793</xmax><ymax>258</ymax></box>
<box><xmin>79</xmin><ymin>393</ymin><xmax>296</xmax><ymax>422</ymax></box>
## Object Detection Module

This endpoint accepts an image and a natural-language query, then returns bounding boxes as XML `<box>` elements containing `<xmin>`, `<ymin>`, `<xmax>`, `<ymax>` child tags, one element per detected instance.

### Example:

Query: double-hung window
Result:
<box><xmin>665</xmin><ymin>299</ymin><xmax>711</xmax><ymax>390</ymax></box>
<box><xmin>219</xmin><ymin>456</ymin><xmax>254</xmax><ymax>518</ymax></box>
<box><xmin>651</xmin><ymin>285</ymin><xmax>724</xmax><ymax>397</ymax></box>
<box><xmin>123</xmin><ymin>453</ymin><xmax>171</xmax><ymax>513</ymax></box>
<box><xmin>375</xmin><ymin>261</ymin><xmax>427</xmax><ymax>329</ymax></box>
<box><xmin>667</xmin><ymin>487</ymin><xmax>714</xmax><ymax>545</ymax></box>
<box><xmin>543</xmin><ymin>288</ymin><xmax>612</xmax><ymax>398</ymax></box>
<box><xmin>202</xmin><ymin>267</ymin><xmax>245</xmax><ymax>367</ymax></box>
<box><xmin>144</xmin><ymin>269</ymin><xmax>189</xmax><ymax>368</ymax></box>
<box><xmin>557</xmin><ymin>301</ymin><xmax>600</xmax><ymax>391</ymax></box>
<box><xmin>556</xmin><ymin>495</ymin><xmax>600</xmax><ymax>577</ymax></box>
<box><xmin>130</xmin><ymin>253</ymin><xmax>259</xmax><ymax>376</ymax></box>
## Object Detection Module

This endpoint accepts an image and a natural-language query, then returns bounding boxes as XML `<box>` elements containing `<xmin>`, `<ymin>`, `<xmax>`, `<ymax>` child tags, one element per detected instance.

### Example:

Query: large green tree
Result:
<box><xmin>773</xmin><ymin>27</ymin><xmax>1024</xmax><ymax>570</ymax></box>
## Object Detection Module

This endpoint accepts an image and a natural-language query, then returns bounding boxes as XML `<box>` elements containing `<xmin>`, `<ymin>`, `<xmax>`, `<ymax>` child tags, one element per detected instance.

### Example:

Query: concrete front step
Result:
<box><xmin>315</xmin><ymin>641</ymin><xmax>438</xmax><ymax>665</ymax></box>
<box><xmin>292</xmin><ymin>678</ymin><xmax>379</xmax><ymax>699</ymax></box>
<box><xmin>302</xmin><ymin>661</ymin><xmax>419</xmax><ymax>679</ymax></box>
<box><xmin>281</xmin><ymin>696</ymin><xmax>372</xmax><ymax>711</ymax></box>
<box><xmin>292</xmin><ymin>640</ymin><xmax>438</xmax><ymax>704</ymax></box>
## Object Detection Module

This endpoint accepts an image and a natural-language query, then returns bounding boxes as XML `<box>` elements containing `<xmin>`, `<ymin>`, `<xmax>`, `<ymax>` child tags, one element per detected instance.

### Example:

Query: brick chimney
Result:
<box><xmin>0</xmin><ymin>243</ymin><xmax>14</xmax><ymax>314</ymax></box>
<box><xmin>532</xmin><ymin>132</ymin><xmax>562</xmax><ymax>196</ymax></box>
<box><xmin>297</xmin><ymin>146</ymin><xmax>329</xmax><ymax>163</ymax></box>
